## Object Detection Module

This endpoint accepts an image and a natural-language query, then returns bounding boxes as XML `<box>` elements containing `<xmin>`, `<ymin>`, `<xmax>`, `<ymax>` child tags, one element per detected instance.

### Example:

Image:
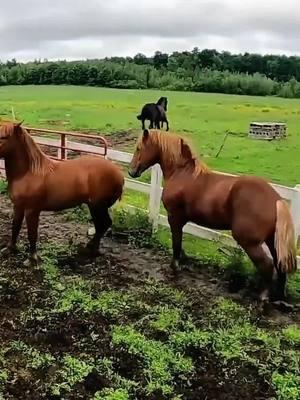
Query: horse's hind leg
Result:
<box><xmin>165</xmin><ymin>118</ymin><xmax>169</xmax><ymax>131</ymax></box>
<box><xmin>242</xmin><ymin>242</ymin><xmax>275</xmax><ymax>302</ymax></box>
<box><xmin>149</xmin><ymin>119</ymin><xmax>154</xmax><ymax>129</ymax></box>
<box><xmin>87</xmin><ymin>204</ymin><xmax>112</xmax><ymax>255</ymax></box>
<box><xmin>266</xmin><ymin>236</ymin><xmax>287</xmax><ymax>300</ymax></box>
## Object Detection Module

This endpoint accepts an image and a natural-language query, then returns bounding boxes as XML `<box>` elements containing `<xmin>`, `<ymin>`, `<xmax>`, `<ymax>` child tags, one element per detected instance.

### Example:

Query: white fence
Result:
<box><xmin>1</xmin><ymin>134</ymin><xmax>300</xmax><ymax>267</ymax></box>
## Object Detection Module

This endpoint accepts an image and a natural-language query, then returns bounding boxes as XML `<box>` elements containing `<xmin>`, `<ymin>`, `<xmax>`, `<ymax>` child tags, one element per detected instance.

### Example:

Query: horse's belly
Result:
<box><xmin>42</xmin><ymin>179</ymin><xmax>88</xmax><ymax>210</ymax></box>
<box><xmin>43</xmin><ymin>192</ymin><xmax>87</xmax><ymax>211</ymax></box>
<box><xmin>187</xmin><ymin>202</ymin><xmax>231</xmax><ymax>231</ymax></box>
<box><xmin>190</xmin><ymin>215</ymin><xmax>230</xmax><ymax>230</ymax></box>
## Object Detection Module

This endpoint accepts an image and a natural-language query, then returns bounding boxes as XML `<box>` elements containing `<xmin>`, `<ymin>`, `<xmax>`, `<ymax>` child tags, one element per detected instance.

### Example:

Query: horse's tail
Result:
<box><xmin>275</xmin><ymin>199</ymin><xmax>297</xmax><ymax>274</ymax></box>
<box><xmin>137</xmin><ymin>114</ymin><xmax>142</xmax><ymax>120</ymax></box>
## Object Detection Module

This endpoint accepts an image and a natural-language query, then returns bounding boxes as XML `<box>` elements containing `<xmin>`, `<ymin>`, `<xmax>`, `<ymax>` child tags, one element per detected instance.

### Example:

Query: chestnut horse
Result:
<box><xmin>129</xmin><ymin>130</ymin><xmax>297</xmax><ymax>302</ymax></box>
<box><xmin>0</xmin><ymin>122</ymin><xmax>124</xmax><ymax>265</ymax></box>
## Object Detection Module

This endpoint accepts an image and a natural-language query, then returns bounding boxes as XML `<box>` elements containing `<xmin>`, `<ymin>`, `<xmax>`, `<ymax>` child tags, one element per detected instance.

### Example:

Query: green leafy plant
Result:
<box><xmin>282</xmin><ymin>325</ymin><xmax>300</xmax><ymax>346</ymax></box>
<box><xmin>93</xmin><ymin>388</ymin><xmax>130</xmax><ymax>400</ymax></box>
<box><xmin>10</xmin><ymin>341</ymin><xmax>55</xmax><ymax>370</ymax></box>
<box><xmin>272</xmin><ymin>372</ymin><xmax>300</xmax><ymax>400</ymax></box>
<box><xmin>51</xmin><ymin>355</ymin><xmax>94</xmax><ymax>396</ymax></box>
<box><xmin>112</xmin><ymin>325</ymin><xmax>193</xmax><ymax>396</ymax></box>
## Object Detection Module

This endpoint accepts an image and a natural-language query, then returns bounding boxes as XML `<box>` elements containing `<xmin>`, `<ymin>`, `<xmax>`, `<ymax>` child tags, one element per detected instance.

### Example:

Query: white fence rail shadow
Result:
<box><xmin>0</xmin><ymin>134</ymin><xmax>299</xmax><ymax>268</ymax></box>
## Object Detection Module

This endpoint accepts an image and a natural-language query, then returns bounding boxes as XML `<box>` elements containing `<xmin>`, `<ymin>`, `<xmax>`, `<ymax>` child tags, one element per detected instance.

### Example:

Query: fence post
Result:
<box><xmin>149</xmin><ymin>164</ymin><xmax>163</xmax><ymax>231</ymax></box>
<box><xmin>290</xmin><ymin>184</ymin><xmax>300</xmax><ymax>245</ymax></box>
<box><xmin>58</xmin><ymin>133</ymin><xmax>68</xmax><ymax>160</ymax></box>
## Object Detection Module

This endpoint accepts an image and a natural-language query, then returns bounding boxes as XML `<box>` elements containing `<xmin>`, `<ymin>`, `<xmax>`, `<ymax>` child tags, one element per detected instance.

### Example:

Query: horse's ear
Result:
<box><xmin>181</xmin><ymin>138</ymin><xmax>193</xmax><ymax>159</ymax></box>
<box><xmin>14</xmin><ymin>120</ymin><xmax>24</xmax><ymax>128</ymax></box>
<box><xmin>143</xmin><ymin>129</ymin><xmax>149</xmax><ymax>142</ymax></box>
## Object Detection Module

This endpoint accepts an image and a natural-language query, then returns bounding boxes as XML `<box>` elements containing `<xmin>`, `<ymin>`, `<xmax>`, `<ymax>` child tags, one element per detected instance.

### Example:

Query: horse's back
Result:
<box><xmin>140</xmin><ymin>103</ymin><xmax>158</xmax><ymax>119</ymax></box>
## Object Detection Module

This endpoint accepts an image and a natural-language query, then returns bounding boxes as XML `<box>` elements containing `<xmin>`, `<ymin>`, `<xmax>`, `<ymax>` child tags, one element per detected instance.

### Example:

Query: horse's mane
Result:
<box><xmin>146</xmin><ymin>130</ymin><xmax>209</xmax><ymax>176</ymax></box>
<box><xmin>1</xmin><ymin>123</ymin><xmax>54</xmax><ymax>176</ymax></box>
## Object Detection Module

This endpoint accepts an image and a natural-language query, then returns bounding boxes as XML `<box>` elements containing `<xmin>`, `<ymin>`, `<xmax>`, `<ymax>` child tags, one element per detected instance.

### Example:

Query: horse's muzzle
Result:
<box><xmin>128</xmin><ymin>168</ymin><xmax>140</xmax><ymax>178</ymax></box>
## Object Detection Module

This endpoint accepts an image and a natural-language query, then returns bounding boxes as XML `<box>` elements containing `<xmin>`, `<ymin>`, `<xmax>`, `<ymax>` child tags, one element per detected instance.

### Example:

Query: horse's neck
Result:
<box><xmin>4</xmin><ymin>140</ymin><xmax>46</xmax><ymax>182</ymax></box>
<box><xmin>5</xmin><ymin>147</ymin><xmax>30</xmax><ymax>183</ymax></box>
<box><xmin>160</xmin><ymin>158</ymin><xmax>197</xmax><ymax>181</ymax></box>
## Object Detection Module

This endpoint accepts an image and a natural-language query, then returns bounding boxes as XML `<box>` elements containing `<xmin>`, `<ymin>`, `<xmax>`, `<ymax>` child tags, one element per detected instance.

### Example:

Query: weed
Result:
<box><xmin>272</xmin><ymin>371</ymin><xmax>300</xmax><ymax>400</ymax></box>
<box><xmin>93</xmin><ymin>388</ymin><xmax>130</xmax><ymax>400</ymax></box>
<box><xmin>56</xmin><ymin>285</ymin><xmax>139</xmax><ymax>319</ymax></box>
<box><xmin>142</xmin><ymin>279</ymin><xmax>186</xmax><ymax>307</ymax></box>
<box><xmin>282</xmin><ymin>325</ymin><xmax>300</xmax><ymax>346</ymax></box>
<box><xmin>149</xmin><ymin>306</ymin><xmax>183</xmax><ymax>333</ymax></box>
<box><xmin>112</xmin><ymin>325</ymin><xmax>193</xmax><ymax>396</ymax></box>
<box><xmin>10</xmin><ymin>341</ymin><xmax>55</xmax><ymax>370</ymax></box>
<box><xmin>51</xmin><ymin>355</ymin><xmax>94</xmax><ymax>396</ymax></box>
<box><xmin>95</xmin><ymin>357</ymin><xmax>138</xmax><ymax>394</ymax></box>
<box><xmin>0</xmin><ymin>180</ymin><xmax>7</xmax><ymax>195</ymax></box>
<box><xmin>112</xmin><ymin>208</ymin><xmax>163</xmax><ymax>250</ymax></box>
<box><xmin>170</xmin><ymin>328</ymin><xmax>211</xmax><ymax>351</ymax></box>
<box><xmin>65</xmin><ymin>204</ymin><xmax>90</xmax><ymax>224</ymax></box>
<box><xmin>209</xmin><ymin>297</ymin><xmax>250</xmax><ymax>328</ymax></box>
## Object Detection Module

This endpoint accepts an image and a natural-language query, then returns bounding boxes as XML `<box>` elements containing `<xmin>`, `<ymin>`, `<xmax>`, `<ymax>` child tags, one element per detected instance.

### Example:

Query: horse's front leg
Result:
<box><xmin>25</xmin><ymin>209</ymin><xmax>41</xmax><ymax>266</ymax></box>
<box><xmin>9</xmin><ymin>206</ymin><xmax>25</xmax><ymax>252</ymax></box>
<box><xmin>142</xmin><ymin>119</ymin><xmax>145</xmax><ymax>130</ymax></box>
<box><xmin>168</xmin><ymin>214</ymin><xmax>185</xmax><ymax>272</ymax></box>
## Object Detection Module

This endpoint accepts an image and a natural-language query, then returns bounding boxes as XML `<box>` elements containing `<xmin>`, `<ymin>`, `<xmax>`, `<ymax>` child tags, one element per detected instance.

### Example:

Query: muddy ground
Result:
<box><xmin>0</xmin><ymin>194</ymin><xmax>299</xmax><ymax>399</ymax></box>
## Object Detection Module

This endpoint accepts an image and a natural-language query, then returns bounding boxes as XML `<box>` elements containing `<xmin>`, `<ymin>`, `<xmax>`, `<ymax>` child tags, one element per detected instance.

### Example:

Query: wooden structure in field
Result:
<box><xmin>249</xmin><ymin>122</ymin><xmax>286</xmax><ymax>140</ymax></box>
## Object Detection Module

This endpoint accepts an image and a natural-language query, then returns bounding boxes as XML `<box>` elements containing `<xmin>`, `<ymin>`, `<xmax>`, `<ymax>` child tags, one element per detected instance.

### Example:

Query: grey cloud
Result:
<box><xmin>0</xmin><ymin>0</ymin><xmax>299</xmax><ymax>61</ymax></box>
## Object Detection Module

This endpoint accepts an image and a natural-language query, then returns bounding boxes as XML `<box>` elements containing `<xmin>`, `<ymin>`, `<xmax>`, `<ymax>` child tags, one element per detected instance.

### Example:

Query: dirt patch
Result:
<box><xmin>0</xmin><ymin>195</ymin><xmax>299</xmax><ymax>399</ymax></box>
<box><xmin>106</xmin><ymin>130</ymin><xmax>138</xmax><ymax>150</ymax></box>
<box><xmin>36</xmin><ymin>129</ymin><xmax>138</xmax><ymax>162</ymax></box>
<box><xmin>78</xmin><ymin>129</ymin><xmax>138</xmax><ymax>150</ymax></box>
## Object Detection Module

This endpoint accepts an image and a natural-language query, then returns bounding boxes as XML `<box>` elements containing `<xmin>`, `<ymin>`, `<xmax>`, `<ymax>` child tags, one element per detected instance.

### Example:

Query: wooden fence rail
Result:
<box><xmin>0</xmin><ymin>128</ymin><xmax>300</xmax><ymax>268</ymax></box>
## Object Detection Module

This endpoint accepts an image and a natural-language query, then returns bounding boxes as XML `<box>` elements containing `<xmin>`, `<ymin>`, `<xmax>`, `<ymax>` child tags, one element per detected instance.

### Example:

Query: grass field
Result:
<box><xmin>1</xmin><ymin>85</ymin><xmax>300</xmax><ymax>185</ymax></box>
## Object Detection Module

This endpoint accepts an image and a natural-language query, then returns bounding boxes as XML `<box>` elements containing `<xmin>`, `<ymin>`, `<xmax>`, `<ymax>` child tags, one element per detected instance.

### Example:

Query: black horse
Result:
<box><xmin>137</xmin><ymin>97</ymin><xmax>169</xmax><ymax>131</ymax></box>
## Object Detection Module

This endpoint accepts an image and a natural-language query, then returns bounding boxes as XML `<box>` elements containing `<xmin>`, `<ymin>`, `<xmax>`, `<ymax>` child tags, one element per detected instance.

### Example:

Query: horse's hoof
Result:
<box><xmin>181</xmin><ymin>250</ymin><xmax>188</xmax><ymax>262</ymax></box>
<box><xmin>272</xmin><ymin>300</ymin><xmax>294</xmax><ymax>313</ymax></box>
<box><xmin>0</xmin><ymin>244</ymin><xmax>18</xmax><ymax>257</ymax></box>
<box><xmin>24</xmin><ymin>254</ymin><xmax>41</xmax><ymax>268</ymax></box>
<box><xmin>89</xmin><ymin>248</ymin><xmax>101</xmax><ymax>257</ymax></box>
<box><xmin>170</xmin><ymin>259</ymin><xmax>181</xmax><ymax>273</ymax></box>
<box><xmin>81</xmin><ymin>243</ymin><xmax>100</xmax><ymax>257</ymax></box>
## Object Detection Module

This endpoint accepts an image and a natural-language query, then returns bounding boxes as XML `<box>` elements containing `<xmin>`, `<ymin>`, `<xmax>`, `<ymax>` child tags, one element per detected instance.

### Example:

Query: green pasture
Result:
<box><xmin>0</xmin><ymin>85</ymin><xmax>300</xmax><ymax>185</ymax></box>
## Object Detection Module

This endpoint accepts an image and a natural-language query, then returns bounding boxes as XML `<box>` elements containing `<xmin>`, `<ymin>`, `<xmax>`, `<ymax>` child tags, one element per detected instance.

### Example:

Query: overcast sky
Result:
<box><xmin>0</xmin><ymin>0</ymin><xmax>299</xmax><ymax>62</ymax></box>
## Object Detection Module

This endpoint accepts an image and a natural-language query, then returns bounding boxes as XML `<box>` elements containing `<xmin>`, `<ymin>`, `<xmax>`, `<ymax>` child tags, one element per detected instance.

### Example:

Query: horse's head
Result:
<box><xmin>157</xmin><ymin>97</ymin><xmax>168</xmax><ymax>111</ymax></box>
<box><xmin>128</xmin><ymin>130</ymin><xmax>160</xmax><ymax>178</ymax></box>
<box><xmin>0</xmin><ymin>121</ymin><xmax>24</xmax><ymax>157</ymax></box>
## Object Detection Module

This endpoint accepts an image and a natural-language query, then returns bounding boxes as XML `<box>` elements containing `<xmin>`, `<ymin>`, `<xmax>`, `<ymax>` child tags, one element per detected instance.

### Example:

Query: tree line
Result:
<box><xmin>2</xmin><ymin>48</ymin><xmax>300</xmax><ymax>98</ymax></box>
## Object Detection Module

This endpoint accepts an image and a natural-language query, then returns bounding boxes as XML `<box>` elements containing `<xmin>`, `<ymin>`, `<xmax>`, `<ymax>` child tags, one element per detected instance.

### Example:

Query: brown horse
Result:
<box><xmin>0</xmin><ymin>122</ymin><xmax>124</xmax><ymax>265</ymax></box>
<box><xmin>129</xmin><ymin>130</ymin><xmax>297</xmax><ymax>302</ymax></box>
